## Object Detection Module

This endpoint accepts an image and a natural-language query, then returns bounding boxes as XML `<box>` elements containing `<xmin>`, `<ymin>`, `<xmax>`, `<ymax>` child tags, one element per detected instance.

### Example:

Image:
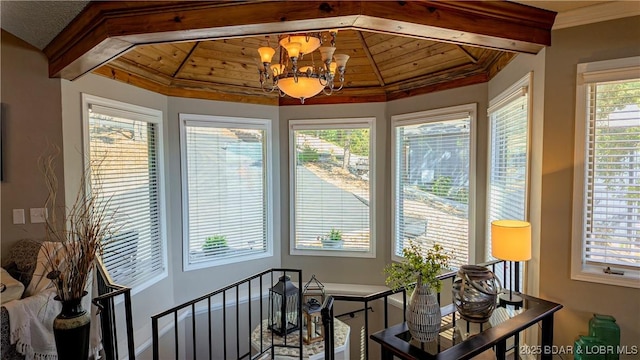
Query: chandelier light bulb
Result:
<box><xmin>257</xmin><ymin>47</ymin><xmax>275</xmax><ymax>63</ymax></box>
<box><xmin>256</xmin><ymin>31</ymin><xmax>348</xmax><ymax>103</ymax></box>
<box><xmin>283</xmin><ymin>42</ymin><xmax>302</xmax><ymax>59</ymax></box>
<box><xmin>334</xmin><ymin>54</ymin><xmax>350</xmax><ymax>69</ymax></box>
<box><xmin>280</xmin><ymin>35</ymin><xmax>321</xmax><ymax>55</ymax></box>
<box><xmin>271</xmin><ymin>63</ymin><xmax>285</xmax><ymax>76</ymax></box>
<box><xmin>319</xmin><ymin>47</ymin><xmax>336</xmax><ymax>63</ymax></box>
<box><xmin>329</xmin><ymin>61</ymin><xmax>337</xmax><ymax>75</ymax></box>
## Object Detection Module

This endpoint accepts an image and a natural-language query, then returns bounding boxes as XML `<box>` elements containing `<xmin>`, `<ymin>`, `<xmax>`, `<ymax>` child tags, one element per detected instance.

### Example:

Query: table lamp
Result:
<box><xmin>491</xmin><ymin>220</ymin><xmax>531</xmax><ymax>306</ymax></box>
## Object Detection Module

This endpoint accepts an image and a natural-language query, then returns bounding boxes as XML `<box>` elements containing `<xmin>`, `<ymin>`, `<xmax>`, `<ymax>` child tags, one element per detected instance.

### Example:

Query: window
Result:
<box><xmin>486</xmin><ymin>74</ymin><xmax>531</xmax><ymax>256</ymax></box>
<box><xmin>572</xmin><ymin>57</ymin><xmax>640</xmax><ymax>288</ymax></box>
<box><xmin>392</xmin><ymin>104</ymin><xmax>476</xmax><ymax>269</ymax></box>
<box><xmin>290</xmin><ymin>118</ymin><xmax>374</xmax><ymax>257</ymax></box>
<box><xmin>83</xmin><ymin>94</ymin><xmax>167</xmax><ymax>291</ymax></box>
<box><xmin>486</xmin><ymin>74</ymin><xmax>531</xmax><ymax>291</ymax></box>
<box><xmin>181</xmin><ymin>114</ymin><xmax>272</xmax><ymax>270</ymax></box>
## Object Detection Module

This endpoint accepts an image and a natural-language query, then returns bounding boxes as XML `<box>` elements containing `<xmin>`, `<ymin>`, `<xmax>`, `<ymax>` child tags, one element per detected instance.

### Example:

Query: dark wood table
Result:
<box><xmin>370</xmin><ymin>293</ymin><xmax>562</xmax><ymax>360</ymax></box>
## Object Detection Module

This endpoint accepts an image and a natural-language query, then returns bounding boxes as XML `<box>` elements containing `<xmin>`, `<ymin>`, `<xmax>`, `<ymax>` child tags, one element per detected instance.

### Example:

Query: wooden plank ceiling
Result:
<box><xmin>47</xmin><ymin>1</ymin><xmax>556</xmax><ymax>105</ymax></box>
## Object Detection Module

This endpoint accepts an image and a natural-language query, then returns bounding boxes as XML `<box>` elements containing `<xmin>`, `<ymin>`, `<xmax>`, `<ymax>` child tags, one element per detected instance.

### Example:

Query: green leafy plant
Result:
<box><xmin>431</xmin><ymin>176</ymin><xmax>452</xmax><ymax>197</ymax></box>
<box><xmin>203</xmin><ymin>235</ymin><xmax>228</xmax><ymax>251</ymax></box>
<box><xmin>327</xmin><ymin>228</ymin><xmax>342</xmax><ymax>241</ymax></box>
<box><xmin>298</xmin><ymin>145</ymin><xmax>319</xmax><ymax>163</ymax></box>
<box><xmin>384</xmin><ymin>242</ymin><xmax>450</xmax><ymax>293</ymax></box>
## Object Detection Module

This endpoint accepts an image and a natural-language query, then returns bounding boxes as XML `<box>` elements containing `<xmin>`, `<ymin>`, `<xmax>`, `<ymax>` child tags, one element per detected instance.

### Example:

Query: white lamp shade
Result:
<box><xmin>277</xmin><ymin>76</ymin><xmax>324</xmax><ymax>101</ymax></box>
<box><xmin>334</xmin><ymin>54</ymin><xmax>349</xmax><ymax>68</ymax></box>
<box><xmin>491</xmin><ymin>220</ymin><xmax>531</xmax><ymax>261</ymax></box>
<box><xmin>258</xmin><ymin>47</ymin><xmax>275</xmax><ymax>63</ymax></box>
<box><xmin>319</xmin><ymin>46</ymin><xmax>336</xmax><ymax>62</ymax></box>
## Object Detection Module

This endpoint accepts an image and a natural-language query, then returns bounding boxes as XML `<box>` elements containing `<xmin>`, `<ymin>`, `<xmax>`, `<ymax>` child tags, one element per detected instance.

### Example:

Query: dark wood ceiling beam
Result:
<box><xmin>45</xmin><ymin>1</ymin><xmax>556</xmax><ymax>81</ymax></box>
<box><xmin>172</xmin><ymin>41</ymin><xmax>200</xmax><ymax>78</ymax></box>
<box><xmin>456</xmin><ymin>45</ymin><xmax>479</xmax><ymax>64</ymax></box>
<box><xmin>355</xmin><ymin>31</ymin><xmax>385</xmax><ymax>87</ymax></box>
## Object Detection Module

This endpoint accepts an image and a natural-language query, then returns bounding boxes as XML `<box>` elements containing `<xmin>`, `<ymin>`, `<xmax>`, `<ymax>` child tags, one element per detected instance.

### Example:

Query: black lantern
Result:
<box><xmin>268</xmin><ymin>275</ymin><xmax>300</xmax><ymax>336</ymax></box>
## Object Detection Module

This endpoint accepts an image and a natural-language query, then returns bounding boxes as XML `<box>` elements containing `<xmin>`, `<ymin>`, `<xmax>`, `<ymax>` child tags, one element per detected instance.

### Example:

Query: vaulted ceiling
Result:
<box><xmin>43</xmin><ymin>1</ymin><xmax>557</xmax><ymax>105</ymax></box>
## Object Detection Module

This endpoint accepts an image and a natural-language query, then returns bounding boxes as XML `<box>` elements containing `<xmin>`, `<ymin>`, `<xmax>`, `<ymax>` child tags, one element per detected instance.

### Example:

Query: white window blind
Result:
<box><xmin>582</xmin><ymin>78</ymin><xmax>640</xmax><ymax>269</ymax></box>
<box><xmin>392</xmin><ymin>107</ymin><xmax>474</xmax><ymax>269</ymax></box>
<box><xmin>486</xmin><ymin>82</ymin><xmax>530</xmax><ymax>260</ymax></box>
<box><xmin>181</xmin><ymin>116</ymin><xmax>271</xmax><ymax>269</ymax></box>
<box><xmin>85</xmin><ymin>98</ymin><xmax>166</xmax><ymax>290</ymax></box>
<box><xmin>290</xmin><ymin>119</ymin><xmax>373</xmax><ymax>255</ymax></box>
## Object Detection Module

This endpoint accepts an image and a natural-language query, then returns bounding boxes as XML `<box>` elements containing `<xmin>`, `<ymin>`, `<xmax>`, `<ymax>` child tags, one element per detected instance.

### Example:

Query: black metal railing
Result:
<box><xmin>151</xmin><ymin>269</ymin><xmax>302</xmax><ymax>360</ymax></box>
<box><xmin>93</xmin><ymin>258</ymin><xmax>136</xmax><ymax>360</ymax></box>
<box><xmin>321</xmin><ymin>295</ymin><xmax>335</xmax><ymax>360</ymax></box>
<box><xmin>333</xmin><ymin>259</ymin><xmax>509</xmax><ymax>359</ymax></box>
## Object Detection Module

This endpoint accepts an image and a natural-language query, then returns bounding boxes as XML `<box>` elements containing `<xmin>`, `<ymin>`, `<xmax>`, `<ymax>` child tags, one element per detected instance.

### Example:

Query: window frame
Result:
<box><xmin>81</xmin><ymin>93</ymin><xmax>168</xmax><ymax>294</ymax></box>
<box><xmin>289</xmin><ymin>117</ymin><xmax>376</xmax><ymax>258</ymax></box>
<box><xmin>571</xmin><ymin>56</ymin><xmax>640</xmax><ymax>288</ymax></box>
<box><xmin>485</xmin><ymin>72</ymin><xmax>533</xmax><ymax>260</ymax></box>
<box><xmin>180</xmin><ymin>114</ymin><xmax>274</xmax><ymax>271</ymax></box>
<box><xmin>390</xmin><ymin>104</ymin><xmax>477</xmax><ymax>264</ymax></box>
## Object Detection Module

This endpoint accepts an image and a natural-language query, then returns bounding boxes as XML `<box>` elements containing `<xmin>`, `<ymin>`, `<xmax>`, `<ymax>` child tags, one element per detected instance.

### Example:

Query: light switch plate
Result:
<box><xmin>30</xmin><ymin>208</ymin><xmax>48</xmax><ymax>224</ymax></box>
<box><xmin>12</xmin><ymin>209</ymin><xmax>25</xmax><ymax>225</ymax></box>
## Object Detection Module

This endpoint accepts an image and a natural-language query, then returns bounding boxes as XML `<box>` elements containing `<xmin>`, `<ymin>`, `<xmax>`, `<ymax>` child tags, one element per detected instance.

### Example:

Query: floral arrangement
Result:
<box><xmin>384</xmin><ymin>242</ymin><xmax>451</xmax><ymax>294</ymax></box>
<box><xmin>40</xmin><ymin>150</ymin><xmax>115</xmax><ymax>301</ymax></box>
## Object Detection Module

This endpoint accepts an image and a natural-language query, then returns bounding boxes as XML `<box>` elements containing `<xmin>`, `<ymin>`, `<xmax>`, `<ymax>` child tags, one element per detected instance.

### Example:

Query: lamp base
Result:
<box><xmin>498</xmin><ymin>293</ymin><xmax>523</xmax><ymax>307</ymax></box>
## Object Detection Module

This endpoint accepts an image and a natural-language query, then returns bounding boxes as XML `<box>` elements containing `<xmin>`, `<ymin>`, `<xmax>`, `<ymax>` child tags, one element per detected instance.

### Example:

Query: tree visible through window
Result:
<box><xmin>290</xmin><ymin>119</ymin><xmax>373</xmax><ymax>255</ymax></box>
<box><xmin>572</xmin><ymin>57</ymin><xmax>640</xmax><ymax>288</ymax></box>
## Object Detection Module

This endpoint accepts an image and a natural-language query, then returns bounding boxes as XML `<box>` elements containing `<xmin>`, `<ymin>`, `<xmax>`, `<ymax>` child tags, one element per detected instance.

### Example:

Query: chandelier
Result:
<box><xmin>257</xmin><ymin>31</ymin><xmax>350</xmax><ymax>104</ymax></box>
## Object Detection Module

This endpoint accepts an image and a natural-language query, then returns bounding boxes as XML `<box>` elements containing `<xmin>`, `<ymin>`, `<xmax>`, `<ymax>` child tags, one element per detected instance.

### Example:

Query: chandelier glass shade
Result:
<box><xmin>257</xmin><ymin>31</ymin><xmax>349</xmax><ymax>103</ymax></box>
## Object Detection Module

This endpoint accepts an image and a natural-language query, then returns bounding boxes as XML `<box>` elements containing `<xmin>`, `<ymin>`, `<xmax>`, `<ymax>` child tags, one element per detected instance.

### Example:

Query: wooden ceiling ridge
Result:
<box><xmin>45</xmin><ymin>1</ymin><xmax>556</xmax><ymax>78</ymax></box>
<box><xmin>46</xmin><ymin>1</ymin><xmax>555</xmax><ymax>105</ymax></box>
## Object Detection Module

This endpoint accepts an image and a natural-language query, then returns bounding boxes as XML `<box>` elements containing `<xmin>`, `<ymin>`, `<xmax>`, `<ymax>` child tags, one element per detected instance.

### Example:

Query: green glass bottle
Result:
<box><xmin>574</xmin><ymin>336</ymin><xmax>606</xmax><ymax>360</ymax></box>
<box><xmin>589</xmin><ymin>314</ymin><xmax>620</xmax><ymax>360</ymax></box>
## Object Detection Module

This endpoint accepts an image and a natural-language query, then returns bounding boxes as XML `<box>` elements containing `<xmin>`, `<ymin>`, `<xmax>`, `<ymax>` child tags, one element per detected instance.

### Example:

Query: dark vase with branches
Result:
<box><xmin>40</xmin><ymin>150</ymin><xmax>115</xmax><ymax>360</ymax></box>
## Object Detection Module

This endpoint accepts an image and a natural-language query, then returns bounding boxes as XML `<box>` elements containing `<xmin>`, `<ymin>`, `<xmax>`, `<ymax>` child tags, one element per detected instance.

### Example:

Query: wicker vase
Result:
<box><xmin>406</xmin><ymin>275</ymin><xmax>441</xmax><ymax>342</ymax></box>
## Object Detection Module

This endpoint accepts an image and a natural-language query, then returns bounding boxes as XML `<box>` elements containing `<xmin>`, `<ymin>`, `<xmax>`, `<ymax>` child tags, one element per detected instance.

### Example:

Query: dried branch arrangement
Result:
<box><xmin>40</xmin><ymin>148</ymin><xmax>116</xmax><ymax>301</ymax></box>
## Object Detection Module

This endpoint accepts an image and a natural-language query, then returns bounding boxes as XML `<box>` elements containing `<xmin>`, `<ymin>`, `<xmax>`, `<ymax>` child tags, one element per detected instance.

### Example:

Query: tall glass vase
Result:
<box><xmin>53</xmin><ymin>291</ymin><xmax>90</xmax><ymax>360</ymax></box>
<box><xmin>406</xmin><ymin>275</ymin><xmax>441</xmax><ymax>342</ymax></box>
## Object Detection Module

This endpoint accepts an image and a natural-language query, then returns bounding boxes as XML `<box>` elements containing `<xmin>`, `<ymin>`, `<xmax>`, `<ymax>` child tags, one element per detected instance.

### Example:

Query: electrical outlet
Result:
<box><xmin>12</xmin><ymin>209</ymin><xmax>25</xmax><ymax>225</ymax></box>
<box><xmin>29</xmin><ymin>208</ymin><xmax>48</xmax><ymax>224</ymax></box>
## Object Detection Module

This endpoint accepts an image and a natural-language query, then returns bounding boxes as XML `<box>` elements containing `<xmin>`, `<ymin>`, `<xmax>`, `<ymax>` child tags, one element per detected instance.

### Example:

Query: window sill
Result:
<box><xmin>290</xmin><ymin>248</ymin><xmax>375</xmax><ymax>258</ymax></box>
<box><xmin>571</xmin><ymin>267</ymin><xmax>640</xmax><ymax>289</ymax></box>
<box><xmin>184</xmin><ymin>250</ymin><xmax>273</xmax><ymax>271</ymax></box>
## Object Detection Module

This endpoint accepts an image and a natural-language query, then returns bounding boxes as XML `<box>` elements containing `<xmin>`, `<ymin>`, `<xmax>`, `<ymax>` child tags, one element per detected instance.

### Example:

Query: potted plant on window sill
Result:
<box><xmin>384</xmin><ymin>242</ymin><xmax>450</xmax><ymax>342</ymax></box>
<box><xmin>321</xmin><ymin>228</ymin><xmax>343</xmax><ymax>249</ymax></box>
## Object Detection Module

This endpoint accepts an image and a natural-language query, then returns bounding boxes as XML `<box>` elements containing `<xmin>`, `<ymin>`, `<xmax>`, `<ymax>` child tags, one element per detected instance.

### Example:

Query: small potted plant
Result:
<box><xmin>321</xmin><ymin>228</ymin><xmax>343</xmax><ymax>249</ymax></box>
<box><xmin>383</xmin><ymin>242</ymin><xmax>450</xmax><ymax>342</ymax></box>
<box><xmin>203</xmin><ymin>235</ymin><xmax>228</xmax><ymax>252</ymax></box>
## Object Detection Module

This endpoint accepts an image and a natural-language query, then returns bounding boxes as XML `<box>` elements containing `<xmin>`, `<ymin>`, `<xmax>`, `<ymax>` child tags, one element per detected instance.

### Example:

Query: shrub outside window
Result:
<box><xmin>180</xmin><ymin>115</ymin><xmax>273</xmax><ymax>270</ymax></box>
<box><xmin>290</xmin><ymin>118</ymin><xmax>375</xmax><ymax>257</ymax></box>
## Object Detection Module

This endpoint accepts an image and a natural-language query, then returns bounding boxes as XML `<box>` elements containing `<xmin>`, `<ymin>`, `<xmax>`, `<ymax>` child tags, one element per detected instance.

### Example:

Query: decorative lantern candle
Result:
<box><xmin>268</xmin><ymin>275</ymin><xmax>300</xmax><ymax>336</ymax></box>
